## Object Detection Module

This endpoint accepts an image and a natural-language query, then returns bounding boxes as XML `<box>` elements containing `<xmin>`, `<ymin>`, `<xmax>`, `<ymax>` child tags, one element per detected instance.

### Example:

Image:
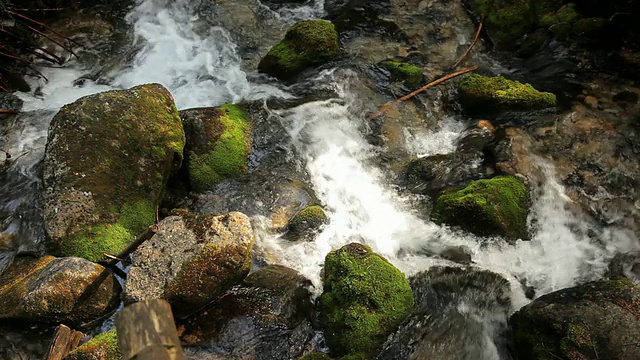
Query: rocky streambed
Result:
<box><xmin>0</xmin><ymin>0</ymin><xmax>639</xmax><ymax>359</ymax></box>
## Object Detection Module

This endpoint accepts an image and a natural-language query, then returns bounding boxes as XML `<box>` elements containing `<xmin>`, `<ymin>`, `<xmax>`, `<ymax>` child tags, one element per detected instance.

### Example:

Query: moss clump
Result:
<box><xmin>381</xmin><ymin>61</ymin><xmax>423</xmax><ymax>87</ymax></box>
<box><xmin>186</xmin><ymin>103</ymin><xmax>251</xmax><ymax>192</ymax></box>
<box><xmin>299</xmin><ymin>352</ymin><xmax>332</xmax><ymax>360</ymax></box>
<box><xmin>287</xmin><ymin>205</ymin><xmax>328</xmax><ymax>241</ymax></box>
<box><xmin>66</xmin><ymin>330</ymin><xmax>120</xmax><ymax>360</ymax></box>
<box><xmin>320</xmin><ymin>243</ymin><xmax>414</xmax><ymax>357</ymax></box>
<box><xmin>340</xmin><ymin>354</ymin><xmax>367</xmax><ymax>360</ymax></box>
<box><xmin>431</xmin><ymin>176</ymin><xmax>528</xmax><ymax>240</ymax></box>
<box><xmin>458</xmin><ymin>74</ymin><xmax>556</xmax><ymax>113</ymax></box>
<box><xmin>258</xmin><ymin>20</ymin><xmax>340</xmax><ymax>81</ymax></box>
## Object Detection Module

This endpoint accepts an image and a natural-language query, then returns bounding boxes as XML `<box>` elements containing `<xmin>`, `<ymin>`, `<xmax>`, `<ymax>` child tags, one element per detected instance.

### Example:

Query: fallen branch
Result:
<box><xmin>452</xmin><ymin>22</ymin><xmax>483</xmax><ymax>69</ymax></box>
<box><xmin>102</xmin><ymin>224</ymin><xmax>159</xmax><ymax>269</ymax></box>
<box><xmin>0</xmin><ymin>109</ymin><xmax>17</xmax><ymax>114</ymax></box>
<box><xmin>368</xmin><ymin>66</ymin><xmax>479</xmax><ymax>120</ymax></box>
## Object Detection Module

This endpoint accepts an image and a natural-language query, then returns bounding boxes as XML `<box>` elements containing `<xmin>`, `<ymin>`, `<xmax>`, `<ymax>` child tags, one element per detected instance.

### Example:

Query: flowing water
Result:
<box><xmin>0</xmin><ymin>0</ymin><xmax>638</xmax><ymax>358</ymax></box>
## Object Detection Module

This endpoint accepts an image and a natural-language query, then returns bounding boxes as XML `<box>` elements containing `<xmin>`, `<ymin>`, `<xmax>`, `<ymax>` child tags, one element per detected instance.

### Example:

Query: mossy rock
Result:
<box><xmin>300</xmin><ymin>353</ymin><xmax>332</xmax><ymax>360</ymax></box>
<box><xmin>286</xmin><ymin>205</ymin><xmax>328</xmax><ymax>241</ymax></box>
<box><xmin>65</xmin><ymin>330</ymin><xmax>120</xmax><ymax>360</ymax></box>
<box><xmin>381</xmin><ymin>61</ymin><xmax>423</xmax><ymax>87</ymax></box>
<box><xmin>320</xmin><ymin>243</ymin><xmax>414</xmax><ymax>357</ymax></box>
<box><xmin>431</xmin><ymin>176</ymin><xmax>529</xmax><ymax>240</ymax></box>
<box><xmin>0</xmin><ymin>256</ymin><xmax>121</xmax><ymax>325</ymax></box>
<box><xmin>181</xmin><ymin>104</ymin><xmax>251</xmax><ymax>192</ymax></box>
<box><xmin>510</xmin><ymin>278</ymin><xmax>640</xmax><ymax>360</ymax></box>
<box><xmin>458</xmin><ymin>74</ymin><xmax>556</xmax><ymax>113</ymax></box>
<box><xmin>43</xmin><ymin>83</ymin><xmax>185</xmax><ymax>262</ymax></box>
<box><xmin>258</xmin><ymin>20</ymin><xmax>340</xmax><ymax>81</ymax></box>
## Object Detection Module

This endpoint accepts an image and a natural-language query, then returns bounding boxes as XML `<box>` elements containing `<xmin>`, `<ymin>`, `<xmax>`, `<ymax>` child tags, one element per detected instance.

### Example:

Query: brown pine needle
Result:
<box><xmin>368</xmin><ymin>65</ymin><xmax>479</xmax><ymax>121</ymax></box>
<box><xmin>452</xmin><ymin>22</ymin><xmax>483</xmax><ymax>69</ymax></box>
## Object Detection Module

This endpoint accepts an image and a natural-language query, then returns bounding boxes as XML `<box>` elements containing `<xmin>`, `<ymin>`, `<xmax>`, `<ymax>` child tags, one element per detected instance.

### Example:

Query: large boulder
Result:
<box><xmin>65</xmin><ymin>330</ymin><xmax>120</xmax><ymax>360</ymax></box>
<box><xmin>378</xmin><ymin>267</ymin><xmax>512</xmax><ymax>360</ymax></box>
<box><xmin>431</xmin><ymin>176</ymin><xmax>529</xmax><ymax>241</ymax></box>
<box><xmin>124</xmin><ymin>210</ymin><xmax>254</xmax><ymax>318</ymax></box>
<box><xmin>180</xmin><ymin>265</ymin><xmax>315</xmax><ymax>359</ymax></box>
<box><xmin>511</xmin><ymin>278</ymin><xmax>640</xmax><ymax>360</ymax></box>
<box><xmin>319</xmin><ymin>243</ymin><xmax>414</xmax><ymax>358</ymax></box>
<box><xmin>258</xmin><ymin>20</ymin><xmax>340</xmax><ymax>81</ymax></box>
<box><xmin>0</xmin><ymin>256</ymin><xmax>121</xmax><ymax>325</ymax></box>
<box><xmin>181</xmin><ymin>104</ymin><xmax>251</xmax><ymax>192</ymax></box>
<box><xmin>43</xmin><ymin>84</ymin><xmax>185</xmax><ymax>262</ymax></box>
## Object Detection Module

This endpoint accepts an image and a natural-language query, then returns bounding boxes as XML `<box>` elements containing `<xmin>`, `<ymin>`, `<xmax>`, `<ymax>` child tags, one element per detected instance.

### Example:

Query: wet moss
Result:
<box><xmin>187</xmin><ymin>103</ymin><xmax>251</xmax><ymax>192</ymax></box>
<box><xmin>66</xmin><ymin>330</ymin><xmax>120</xmax><ymax>360</ymax></box>
<box><xmin>340</xmin><ymin>354</ymin><xmax>367</xmax><ymax>360</ymax></box>
<box><xmin>431</xmin><ymin>176</ymin><xmax>528</xmax><ymax>240</ymax></box>
<box><xmin>320</xmin><ymin>243</ymin><xmax>414</xmax><ymax>357</ymax></box>
<box><xmin>458</xmin><ymin>74</ymin><xmax>556</xmax><ymax>112</ymax></box>
<box><xmin>381</xmin><ymin>61</ymin><xmax>423</xmax><ymax>87</ymax></box>
<box><xmin>258</xmin><ymin>20</ymin><xmax>340</xmax><ymax>81</ymax></box>
<box><xmin>287</xmin><ymin>205</ymin><xmax>328</xmax><ymax>241</ymax></box>
<box><xmin>299</xmin><ymin>352</ymin><xmax>332</xmax><ymax>360</ymax></box>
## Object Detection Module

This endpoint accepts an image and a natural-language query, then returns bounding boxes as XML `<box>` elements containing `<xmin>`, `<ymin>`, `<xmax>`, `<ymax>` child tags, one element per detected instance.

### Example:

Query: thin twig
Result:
<box><xmin>0</xmin><ymin>109</ymin><xmax>17</xmax><ymax>114</ymax></box>
<box><xmin>6</xmin><ymin>10</ymin><xmax>84</xmax><ymax>49</ymax></box>
<box><xmin>452</xmin><ymin>22</ymin><xmax>483</xmax><ymax>69</ymax></box>
<box><xmin>101</xmin><ymin>225</ymin><xmax>159</xmax><ymax>268</ymax></box>
<box><xmin>12</xmin><ymin>19</ymin><xmax>78</xmax><ymax>59</ymax></box>
<box><xmin>368</xmin><ymin>66</ymin><xmax>478</xmax><ymax>120</ymax></box>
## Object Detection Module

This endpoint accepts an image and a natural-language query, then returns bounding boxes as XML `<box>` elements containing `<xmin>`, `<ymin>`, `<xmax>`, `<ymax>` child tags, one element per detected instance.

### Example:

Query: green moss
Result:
<box><xmin>187</xmin><ymin>103</ymin><xmax>251</xmax><ymax>192</ymax></box>
<box><xmin>300</xmin><ymin>353</ymin><xmax>332</xmax><ymax>360</ymax></box>
<box><xmin>539</xmin><ymin>3</ymin><xmax>580</xmax><ymax>28</ymax></box>
<box><xmin>66</xmin><ymin>330</ymin><xmax>120</xmax><ymax>360</ymax></box>
<box><xmin>381</xmin><ymin>61</ymin><xmax>423</xmax><ymax>87</ymax></box>
<box><xmin>340</xmin><ymin>354</ymin><xmax>367</xmax><ymax>360</ymax></box>
<box><xmin>320</xmin><ymin>243</ymin><xmax>414</xmax><ymax>357</ymax></box>
<box><xmin>458</xmin><ymin>74</ymin><xmax>556</xmax><ymax>112</ymax></box>
<box><xmin>572</xmin><ymin>17</ymin><xmax>608</xmax><ymax>36</ymax></box>
<box><xmin>431</xmin><ymin>176</ymin><xmax>529</xmax><ymax>240</ymax></box>
<box><xmin>560</xmin><ymin>323</ymin><xmax>598</xmax><ymax>358</ymax></box>
<box><xmin>287</xmin><ymin>205</ymin><xmax>328</xmax><ymax>240</ymax></box>
<box><xmin>258</xmin><ymin>20</ymin><xmax>340</xmax><ymax>81</ymax></box>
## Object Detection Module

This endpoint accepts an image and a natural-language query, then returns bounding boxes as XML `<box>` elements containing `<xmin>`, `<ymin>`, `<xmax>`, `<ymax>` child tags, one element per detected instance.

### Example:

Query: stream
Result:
<box><xmin>0</xmin><ymin>0</ymin><xmax>638</xmax><ymax>358</ymax></box>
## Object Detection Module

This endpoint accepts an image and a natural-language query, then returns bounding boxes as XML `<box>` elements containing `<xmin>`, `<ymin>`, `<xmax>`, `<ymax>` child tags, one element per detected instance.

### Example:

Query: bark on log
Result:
<box><xmin>115</xmin><ymin>299</ymin><xmax>185</xmax><ymax>360</ymax></box>
<box><xmin>42</xmin><ymin>324</ymin><xmax>84</xmax><ymax>360</ymax></box>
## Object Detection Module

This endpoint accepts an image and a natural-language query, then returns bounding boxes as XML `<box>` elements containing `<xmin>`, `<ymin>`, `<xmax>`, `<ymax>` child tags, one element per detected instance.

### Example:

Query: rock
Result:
<box><xmin>258</xmin><ymin>20</ymin><xmax>340</xmax><ymax>81</ymax></box>
<box><xmin>124</xmin><ymin>210</ymin><xmax>254</xmax><ymax>319</ymax></box>
<box><xmin>458</xmin><ymin>74</ymin><xmax>556</xmax><ymax>114</ymax></box>
<box><xmin>65</xmin><ymin>330</ymin><xmax>120</xmax><ymax>360</ymax></box>
<box><xmin>300</xmin><ymin>353</ymin><xmax>332</xmax><ymax>360</ymax></box>
<box><xmin>43</xmin><ymin>84</ymin><xmax>185</xmax><ymax>262</ymax></box>
<box><xmin>377</xmin><ymin>267</ymin><xmax>512</xmax><ymax>360</ymax></box>
<box><xmin>319</xmin><ymin>243</ymin><xmax>414</xmax><ymax>358</ymax></box>
<box><xmin>286</xmin><ymin>205</ymin><xmax>328</xmax><ymax>241</ymax></box>
<box><xmin>380</xmin><ymin>61</ymin><xmax>423</xmax><ymax>87</ymax></box>
<box><xmin>180</xmin><ymin>265</ymin><xmax>315</xmax><ymax>359</ymax></box>
<box><xmin>510</xmin><ymin>278</ymin><xmax>640</xmax><ymax>360</ymax></box>
<box><xmin>431</xmin><ymin>176</ymin><xmax>529</xmax><ymax>241</ymax></box>
<box><xmin>0</xmin><ymin>256</ymin><xmax>121</xmax><ymax>325</ymax></box>
<box><xmin>181</xmin><ymin>104</ymin><xmax>251</xmax><ymax>192</ymax></box>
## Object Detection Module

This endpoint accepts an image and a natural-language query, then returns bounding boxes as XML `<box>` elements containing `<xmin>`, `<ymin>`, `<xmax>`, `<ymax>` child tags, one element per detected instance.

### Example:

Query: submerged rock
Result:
<box><xmin>181</xmin><ymin>104</ymin><xmax>252</xmax><ymax>192</ymax></box>
<box><xmin>286</xmin><ymin>205</ymin><xmax>328</xmax><ymax>241</ymax></box>
<box><xmin>431</xmin><ymin>176</ymin><xmax>529</xmax><ymax>240</ymax></box>
<box><xmin>319</xmin><ymin>243</ymin><xmax>414</xmax><ymax>358</ymax></box>
<box><xmin>124</xmin><ymin>210</ymin><xmax>254</xmax><ymax>318</ymax></box>
<box><xmin>378</xmin><ymin>266</ymin><xmax>512</xmax><ymax>360</ymax></box>
<box><xmin>43</xmin><ymin>83</ymin><xmax>185</xmax><ymax>262</ymax></box>
<box><xmin>65</xmin><ymin>330</ymin><xmax>120</xmax><ymax>360</ymax></box>
<box><xmin>0</xmin><ymin>256</ymin><xmax>120</xmax><ymax>326</ymax></box>
<box><xmin>511</xmin><ymin>278</ymin><xmax>640</xmax><ymax>360</ymax></box>
<box><xmin>458</xmin><ymin>74</ymin><xmax>556</xmax><ymax>114</ymax></box>
<box><xmin>180</xmin><ymin>265</ymin><xmax>314</xmax><ymax>359</ymax></box>
<box><xmin>258</xmin><ymin>20</ymin><xmax>340</xmax><ymax>81</ymax></box>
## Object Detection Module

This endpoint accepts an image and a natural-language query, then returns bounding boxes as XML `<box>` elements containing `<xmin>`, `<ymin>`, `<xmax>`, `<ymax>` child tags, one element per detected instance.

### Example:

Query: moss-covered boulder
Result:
<box><xmin>300</xmin><ymin>353</ymin><xmax>332</xmax><ymax>360</ymax></box>
<box><xmin>431</xmin><ymin>176</ymin><xmax>528</xmax><ymax>240</ymax></box>
<box><xmin>43</xmin><ymin>83</ymin><xmax>185</xmax><ymax>262</ymax></box>
<box><xmin>381</xmin><ymin>61</ymin><xmax>423</xmax><ymax>87</ymax></box>
<box><xmin>181</xmin><ymin>104</ymin><xmax>251</xmax><ymax>192</ymax></box>
<box><xmin>65</xmin><ymin>330</ymin><xmax>120</xmax><ymax>360</ymax></box>
<box><xmin>458</xmin><ymin>74</ymin><xmax>556</xmax><ymax>113</ymax></box>
<box><xmin>511</xmin><ymin>278</ymin><xmax>640</xmax><ymax>360</ymax></box>
<box><xmin>0</xmin><ymin>256</ymin><xmax>120</xmax><ymax>325</ymax></box>
<box><xmin>258</xmin><ymin>20</ymin><xmax>340</xmax><ymax>81</ymax></box>
<box><xmin>286</xmin><ymin>205</ymin><xmax>328</xmax><ymax>241</ymax></box>
<box><xmin>124</xmin><ymin>210</ymin><xmax>254</xmax><ymax>318</ymax></box>
<box><xmin>319</xmin><ymin>243</ymin><xmax>414</xmax><ymax>357</ymax></box>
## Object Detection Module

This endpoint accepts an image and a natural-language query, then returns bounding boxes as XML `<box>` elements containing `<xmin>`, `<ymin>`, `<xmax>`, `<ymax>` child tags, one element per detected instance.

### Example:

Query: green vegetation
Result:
<box><xmin>258</xmin><ymin>20</ymin><xmax>340</xmax><ymax>81</ymax></box>
<box><xmin>287</xmin><ymin>205</ymin><xmax>328</xmax><ymax>241</ymax></box>
<box><xmin>458</xmin><ymin>74</ymin><xmax>556</xmax><ymax>112</ymax></box>
<box><xmin>320</xmin><ymin>243</ymin><xmax>414</xmax><ymax>357</ymax></box>
<box><xmin>299</xmin><ymin>353</ymin><xmax>332</xmax><ymax>360</ymax></box>
<box><xmin>381</xmin><ymin>61</ymin><xmax>423</xmax><ymax>87</ymax></box>
<box><xmin>431</xmin><ymin>176</ymin><xmax>529</xmax><ymax>240</ymax></box>
<box><xmin>66</xmin><ymin>330</ymin><xmax>121</xmax><ymax>360</ymax></box>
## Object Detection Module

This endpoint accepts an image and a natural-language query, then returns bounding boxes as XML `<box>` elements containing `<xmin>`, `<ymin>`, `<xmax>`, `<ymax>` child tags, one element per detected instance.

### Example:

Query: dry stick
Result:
<box><xmin>451</xmin><ymin>22</ymin><xmax>483</xmax><ymax>69</ymax></box>
<box><xmin>102</xmin><ymin>224</ymin><xmax>159</xmax><ymax>269</ymax></box>
<box><xmin>14</xmin><ymin>20</ymin><xmax>78</xmax><ymax>59</ymax></box>
<box><xmin>7</xmin><ymin>10</ymin><xmax>85</xmax><ymax>49</ymax></box>
<box><xmin>0</xmin><ymin>109</ymin><xmax>17</xmax><ymax>114</ymax></box>
<box><xmin>367</xmin><ymin>65</ymin><xmax>479</xmax><ymax>120</ymax></box>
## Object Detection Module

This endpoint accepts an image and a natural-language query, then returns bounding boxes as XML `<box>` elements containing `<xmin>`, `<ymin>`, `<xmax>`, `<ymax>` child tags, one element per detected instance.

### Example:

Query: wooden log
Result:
<box><xmin>115</xmin><ymin>299</ymin><xmax>185</xmax><ymax>360</ymax></box>
<box><xmin>42</xmin><ymin>324</ymin><xmax>84</xmax><ymax>360</ymax></box>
